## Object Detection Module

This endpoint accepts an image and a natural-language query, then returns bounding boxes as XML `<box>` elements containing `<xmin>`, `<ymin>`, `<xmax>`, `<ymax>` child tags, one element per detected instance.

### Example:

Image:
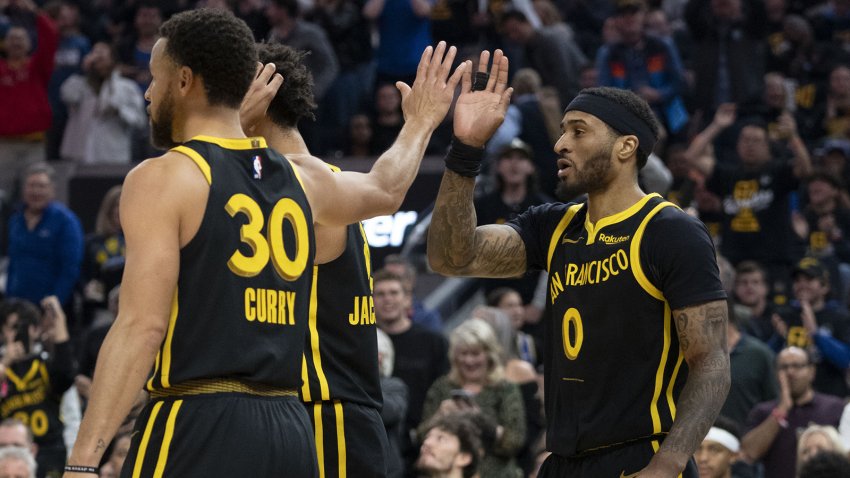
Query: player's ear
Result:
<box><xmin>177</xmin><ymin>66</ymin><xmax>194</xmax><ymax>96</ymax></box>
<box><xmin>455</xmin><ymin>451</ymin><xmax>472</xmax><ymax>469</ymax></box>
<box><xmin>616</xmin><ymin>135</ymin><xmax>639</xmax><ymax>162</ymax></box>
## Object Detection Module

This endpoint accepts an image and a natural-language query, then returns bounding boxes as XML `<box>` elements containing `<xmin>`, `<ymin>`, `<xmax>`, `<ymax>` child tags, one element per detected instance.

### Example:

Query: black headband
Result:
<box><xmin>564</xmin><ymin>93</ymin><xmax>657</xmax><ymax>156</ymax></box>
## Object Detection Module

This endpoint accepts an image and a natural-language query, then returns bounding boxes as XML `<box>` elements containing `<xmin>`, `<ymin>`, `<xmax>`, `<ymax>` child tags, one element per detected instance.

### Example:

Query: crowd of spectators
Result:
<box><xmin>6</xmin><ymin>0</ymin><xmax>850</xmax><ymax>476</ymax></box>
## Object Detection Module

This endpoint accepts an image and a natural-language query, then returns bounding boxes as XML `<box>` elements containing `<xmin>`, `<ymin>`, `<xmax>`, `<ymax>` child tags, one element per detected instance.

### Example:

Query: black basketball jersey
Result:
<box><xmin>1</xmin><ymin>355</ymin><xmax>64</xmax><ymax>448</ymax></box>
<box><xmin>301</xmin><ymin>197</ymin><xmax>382</xmax><ymax>408</ymax></box>
<box><xmin>145</xmin><ymin>136</ymin><xmax>315</xmax><ymax>393</ymax></box>
<box><xmin>508</xmin><ymin>193</ymin><xmax>726</xmax><ymax>457</ymax></box>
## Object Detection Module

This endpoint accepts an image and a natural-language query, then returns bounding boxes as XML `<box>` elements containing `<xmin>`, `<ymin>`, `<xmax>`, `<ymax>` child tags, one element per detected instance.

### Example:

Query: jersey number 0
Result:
<box><xmin>562</xmin><ymin>307</ymin><xmax>584</xmax><ymax>360</ymax></box>
<box><xmin>225</xmin><ymin>193</ymin><xmax>309</xmax><ymax>281</ymax></box>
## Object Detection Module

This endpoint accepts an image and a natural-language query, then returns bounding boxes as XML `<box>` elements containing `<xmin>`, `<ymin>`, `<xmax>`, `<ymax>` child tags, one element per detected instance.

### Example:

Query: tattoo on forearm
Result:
<box><xmin>663</xmin><ymin>301</ymin><xmax>731</xmax><ymax>457</ymax></box>
<box><xmin>95</xmin><ymin>438</ymin><xmax>107</xmax><ymax>453</ymax></box>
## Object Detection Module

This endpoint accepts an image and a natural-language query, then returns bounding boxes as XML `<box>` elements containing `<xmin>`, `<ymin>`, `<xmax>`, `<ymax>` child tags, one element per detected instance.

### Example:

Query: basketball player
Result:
<box><xmin>238</xmin><ymin>42</ymin><xmax>503</xmax><ymax>477</ymax></box>
<box><xmin>427</xmin><ymin>83</ymin><xmax>730</xmax><ymax>476</ymax></box>
<box><xmin>63</xmin><ymin>10</ymin><xmax>463</xmax><ymax>478</ymax></box>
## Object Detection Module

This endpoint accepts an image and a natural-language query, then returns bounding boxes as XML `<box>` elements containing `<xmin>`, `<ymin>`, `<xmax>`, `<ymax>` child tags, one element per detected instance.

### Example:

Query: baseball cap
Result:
<box><xmin>615</xmin><ymin>0</ymin><xmax>646</xmax><ymax>15</ymax></box>
<box><xmin>793</xmin><ymin>257</ymin><xmax>829</xmax><ymax>281</ymax></box>
<box><xmin>816</xmin><ymin>138</ymin><xmax>850</xmax><ymax>158</ymax></box>
<box><xmin>498</xmin><ymin>138</ymin><xmax>533</xmax><ymax>160</ymax></box>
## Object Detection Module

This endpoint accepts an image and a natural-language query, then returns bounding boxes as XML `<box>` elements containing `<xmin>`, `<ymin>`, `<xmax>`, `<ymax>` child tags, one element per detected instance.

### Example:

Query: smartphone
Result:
<box><xmin>450</xmin><ymin>389</ymin><xmax>474</xmax><ymax>405</ymax></box>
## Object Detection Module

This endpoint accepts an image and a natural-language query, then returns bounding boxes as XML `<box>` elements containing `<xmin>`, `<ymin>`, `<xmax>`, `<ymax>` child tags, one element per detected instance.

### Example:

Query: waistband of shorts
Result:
<box><xmin>149</xmin><ymin>378</ymin><xmax>299</xmax><ymax>399</ymax></box>
<box><xmin>559</xmin><ymin>433</ymin><xmax>669</xmax><ymax>460</ymax></box>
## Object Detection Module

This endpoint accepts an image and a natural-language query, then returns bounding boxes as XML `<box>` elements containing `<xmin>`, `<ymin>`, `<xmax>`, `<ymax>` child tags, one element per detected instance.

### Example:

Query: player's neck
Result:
<box><xmin>179</xmin><ymin>107</ymin><xmax>246</xmax><ymax>142</ymax></box>
<box><xmin>585</xmin><ymin>180</ymin><xmax>645</xmax><ymax>224</ymax></box>
<box><xmin>263</xmin><ymin>126</ymin><xmax>310</xmax><ymax>156</ymax></box>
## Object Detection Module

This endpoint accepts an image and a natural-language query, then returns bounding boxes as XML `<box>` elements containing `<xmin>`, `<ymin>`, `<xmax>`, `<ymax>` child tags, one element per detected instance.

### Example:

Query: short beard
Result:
<box><xmin>555</xmin><ymin>138</ymin><xmax>615</xmax><ymax>202</ymax></box>
<box><xmin>150</xmin><ymin>88</ymin><xmax>177</xmax><ymax>149</ymax></box>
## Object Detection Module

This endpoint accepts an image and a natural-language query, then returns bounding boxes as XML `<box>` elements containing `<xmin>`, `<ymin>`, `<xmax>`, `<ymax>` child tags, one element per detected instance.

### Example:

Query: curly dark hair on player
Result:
<box><xmin>578</xmin><ymin>87</ymin><xmax>661</xmax><ymax>169</ymax></box>
<box><xmin>257</xmin><ymin>43</ymin><xmax>317</xmax><ymax>128</ymax></box>
<box><xmin>159</xmin><ymin>9</ymin><xmax>257</xmax><ymax>109</ymax></box>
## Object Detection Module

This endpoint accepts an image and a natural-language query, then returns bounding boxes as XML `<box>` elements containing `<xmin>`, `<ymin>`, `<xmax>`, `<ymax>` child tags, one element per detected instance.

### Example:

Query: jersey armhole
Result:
<box><xmin>171</xmin><ymin>145</ymin><xmax>212</xmax><ymax>185</ymax></box>
<box><xmin>629</xmin><ymin>202</ymin><xmax>679</xmax><ymax>300</ymax></box>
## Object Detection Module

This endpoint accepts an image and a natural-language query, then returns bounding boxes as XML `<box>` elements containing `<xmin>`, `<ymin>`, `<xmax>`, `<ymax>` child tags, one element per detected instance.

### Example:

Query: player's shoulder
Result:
<box><xmin>644</xmin><ymin>200</ymin><xmax>707</xmax><ymax>234</ymax></box>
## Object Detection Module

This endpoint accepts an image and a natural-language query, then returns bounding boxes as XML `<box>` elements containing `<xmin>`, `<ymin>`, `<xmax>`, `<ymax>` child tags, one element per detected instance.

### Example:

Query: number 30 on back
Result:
<box><xmin>225</xmin><ymin>193</ymin><xmax>309</xmax><ymax>281</ymax></box>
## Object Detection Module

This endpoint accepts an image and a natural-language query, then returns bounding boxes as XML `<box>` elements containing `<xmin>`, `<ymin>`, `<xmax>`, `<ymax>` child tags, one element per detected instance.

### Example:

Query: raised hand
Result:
<box><xmin>453</xmin><ymin>49</ymin><xmax>512</xmax><ymax>147</ymax></box>
<box><xmin>396</xmin><ymin>41</ymin><xmax>467</xmax><ymax>131</ymax></box>
<box><xmin>712</xmin><ymin>103</ymin><xmax>737</xmax><ymax>129</ymax></box>
<box><xmin>240</xmin><ymin>62</ymin><xmax>284</xmax><ymax>134</ymax></box>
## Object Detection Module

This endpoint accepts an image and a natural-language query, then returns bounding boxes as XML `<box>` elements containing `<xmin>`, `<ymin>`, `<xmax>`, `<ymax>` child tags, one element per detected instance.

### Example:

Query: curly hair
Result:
<box><xmin>577</xmin><ymin>86</ymin><xmax>661</xmax><ymax>168</ymax></box>
<box><xmin>159</xmin><ymin>9</ymin><xmax>257</xmax><ymax>109</ymax></box>
<box><xmin>257</xmin><ymin>42</ymin><xmax>317</xmax><ymax>128</ymax></box>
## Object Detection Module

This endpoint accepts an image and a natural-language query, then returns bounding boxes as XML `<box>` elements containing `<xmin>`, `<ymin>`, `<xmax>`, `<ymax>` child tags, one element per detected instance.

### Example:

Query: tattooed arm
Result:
<box><xmin>640</xmin><ymin>300</ymin><xmax>731</xmax><ymax>477</ymax></box>
<box><xmin>426</xmin><ymin>50</ymin><xmax>522</xmax><ymax>278</ymax></box>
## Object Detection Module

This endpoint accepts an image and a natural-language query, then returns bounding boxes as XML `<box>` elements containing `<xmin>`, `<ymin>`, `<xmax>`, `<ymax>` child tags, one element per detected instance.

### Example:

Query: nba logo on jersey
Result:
<box><xmin>252</xmin><ymin>156</ymin><xmax>263</xmax><ymax>179</ymax></box>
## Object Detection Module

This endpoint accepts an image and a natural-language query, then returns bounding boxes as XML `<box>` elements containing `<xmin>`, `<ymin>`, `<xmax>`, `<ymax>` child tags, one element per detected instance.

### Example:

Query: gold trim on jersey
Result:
<box><xmin>546</xmin><ymin>204</ymin><xmax>583</xmax><ymax>272</ymax></box>
<box><xmin>630</xmin><ymin>202</ymin><xmax>675</xmax><ymax>300</ymax></box>
<box><xmin>4</xmin><ymin>361</ymin><xmax>40</xmax><ymax>391</ymax></box>
<box><xmin>153</xmin><ymin>400</ymin><xmax>183</xmax><ymax>478</ymax></box>
<box><xmin>155</xmin><ymin>290</ymin><xmax>180</xmax><ymax>390</ymax></box>
<box><xmin>171</xmin><ymin>145</ymin><xmax>212</xmax><ymax>185</ymax></box>
<box><xmin>314</xmin><ymin>403</ymin><xmax>326</xmax><ymax>478</ymax></box>
<box><xmin>305</xmin><ymin>265</ymin><xmax>331</xmax><ymax>401</ymax></box>
<box><xmin>148</xmin><ymin>378</ymin><xmax>298</xmax><ymax>398</ymax></box>
<box><xmin>585</xmin><ymin>193</ymin><xmax>661</xmax><ymax>245</ymax></box>
<box><xmin>189</xmin><ymin>135</ymin><xmax>268</xmax><ymax>150</ymax></box>
<box><xmin>334</xmin><ymin>401</ymin><xmax>347</xmax><ymax>478</ymax></box>
<box><xmin>133</xmin><ymin>401</ymin><xmax>164</xmax><ymax>478</ymax></box>
<box><xmin>289</xmin><ymin>161</ymin><xmax>308</xmax><ymax>198</ymax></box>
<box><xmin>666</xmin><ymin>351</ymin><xmax>684</xmax><ymax>420</ymax></box>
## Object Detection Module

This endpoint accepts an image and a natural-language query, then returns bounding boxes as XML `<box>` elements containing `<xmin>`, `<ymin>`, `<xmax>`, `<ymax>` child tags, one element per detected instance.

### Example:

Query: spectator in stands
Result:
<box><xmin>808</xmin><ymin>0</ymin><xmax>850</xmax><ymax>55</ymax></box>
<box><xmin>0</xmin><ymin>418</ymin><xmax>37</xmax><ymax>458</ymax></box>
<box><xmin>734</xmin><ymin>261</ymin><xmax>779</xmax><ymax>343</ymax></box>
<box><xmin>80</xmin><ymin>186</ymin><xmax>124</xmax><ymax>326</ymax></box>
<box><xmin>115</xmin><ymin>2</ymin><xmax>160</xmax><ymax>93</ymax></box>
<box><xmin>486</xmin><ymin>287</ymin><xmax>538</xmax><ymax>367</ymax></box>
<box><xmin>767</xmin><ymin>15</ymin><xmax>838</xmax><ymax>90</ymax></box>
<box><xmin>343</xmin><ymin>113</ymin><xmax>375</xmax><ymax>157</ymax></box>
<box><xmin>795</xmin><ymin>171</ymin><xmax>850</xmax><ymax>303</ymax></box>
<box><xmin>685</xmin><ymin>0</ymin><xmax>767</xmax><ymax>122</ymax></box>
<box><xmin>816</xmin><ymin>138</ymin><xmax>850</xmax><ymax>189</ymax></box>
<box><xmin>798</xmin><ymin>450</ymin><xmax>850</xmax><ymax>478</ymax></box>
<box><xmin>5</xmin><ymin>162</ymin><xmax>83</xmax><ymax>309</ymax></box>
<box><xmin>96</xmin><ymin>432</ymin><xmax>130</xmax><ymax>478</ymax></box>
<box><xmin>499</xmin><ymin>9</ymin><xmax>587</xmax><ymax>108</ymax></box>
<box><xmin>420</xmin><ymin>318</ymin><xmax>525</xmax><ymax>478</ymax></box>
<box><xmin>800</xmin><ymin>63</ymin><xmax>850</xmax><ymax>140</ymax></box>
<box><xmin>374</xmin><ymin>270</ymin><xmax>448</xmax><ymax>467</ymax></box>
<box><xmin>797</xmin><ymin>424</ymin><xmax>847</xmax><ymax>473</ymax></box>
<box><xmin>383</xmin><ymin>254</ymin><xmax>442</xmax><ymax>332</ymax></box>
<box><xmin>695</xmin><ymin>415</ymin><xmax>755</xmax><ymax>478</ymax></box>
<box><xmin>46</xmin><ymin>1</ymin><xmax>90</xmax><ymax>162</ymax></box>
<box><xmin>741</xmin><ymin>346</ymin><xmax>845</xmax><ymax>478</ymax></box>
<box><xmin>309</xmin><ymin>0</ymin><xmax>375</xmax><ymax>153</ymax></box>
<box><xmin>60</xmin><ymin>42</ymin><xmax>146</xmax><ymax>164</ymax></box>
<box><xmin>0</xmin><ymin>296</ymin><xmax>74</xmax><ymax>478</ymax></box>
<box><xmin>0</xmin><ymin>1</ymin><xmax>57</xmax><ymax>199</ymax></box>
<box><xmin>416</xmin><ymin>412</ymin><xmax>482</xmax><ymax>478</ymax></box>
<box><xmin>363</xmin><ymin>0</ymin><xmax>433</xmax><ymax>87</ymax></box>
<box><xmin>377</xmin><ymin>328</ymin><xmax>407</xmax><ymax>478</ymax></box>
<box><xmin>597</xmin><ymin>0</ymin><xmax>689</xmax><ymax>136</ymax></box>
<box><xmin>771</xmin><ymin>257</ymin><xmax>850</xmax><ymax>398</ymax></box>
<box><xmin>370</xmin><ymin>83</ymin><xmax>405</xmax><ymax>156</ymax></box>
<box><xmin>693</xmin><ymin>107</ymin><xmax>812</xmax><ymax>288</ymax></box>
<box><xmin>266</xmin><ymin>0</ymin><xmax>339</xmax><ymax>102</ymax></box>
<box><xmin>0</xmin><ymin>447</ymin><xmax>36</xmax><ymax>478</ymax></box>
<box><xmin>722</xmin><ymin>300</ymin><xmax>778</xmax><ymax>426</ymax></box>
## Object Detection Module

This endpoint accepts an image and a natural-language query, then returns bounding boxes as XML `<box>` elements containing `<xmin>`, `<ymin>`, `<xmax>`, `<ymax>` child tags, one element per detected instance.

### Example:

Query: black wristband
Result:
<box><xmin>445</xmin><ymin>136</ymin><xmax>485</xmax><ymax>178</ymax></box>
<box><xmin>64</xmin><ymin>465</ymin><xmax>99</xmax><ymax>474</ymax></box>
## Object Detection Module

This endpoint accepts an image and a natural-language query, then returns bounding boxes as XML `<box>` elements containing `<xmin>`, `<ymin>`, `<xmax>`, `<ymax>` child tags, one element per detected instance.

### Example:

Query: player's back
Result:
<box><xmin>145</xmin><ymin>135</ymin><xmax>316</xmax><ymax>395</ymax></box>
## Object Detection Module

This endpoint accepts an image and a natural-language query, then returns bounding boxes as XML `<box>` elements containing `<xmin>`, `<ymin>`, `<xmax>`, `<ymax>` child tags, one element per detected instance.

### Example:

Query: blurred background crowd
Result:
<box><xmin>5</xmin><ymin>0</ymin><xmax>850</xmax><ymax>477</ymax></box>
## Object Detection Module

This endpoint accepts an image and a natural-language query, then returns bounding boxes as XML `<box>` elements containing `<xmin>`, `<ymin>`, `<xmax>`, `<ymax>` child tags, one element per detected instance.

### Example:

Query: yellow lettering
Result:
<box><xmin>550</xmin><ymin>272</ymin><xmax>564</xmax><ymax>303</ymax></box>
<box><xmin>369</xmin><ymin>296</ymin><xmax>375</xmax><ymax>324</ymax></box>
<box><xmin>245</xmin><ymin>288</ymin><xmax>256</xmax><ymax>321</ymax></box>
<box><xmin>278</xmin><ymin>291</ymin><xmax>287</xmax><ymax>324</ymax></box>
<box><xmin>286</xmin><ymin>292</ymin><xmax>296</xmax><ymax>325</ymax></box>
<box><xmin>257</xmin><ymin>289</ymin><xmax>267</xmax><ymax>323</ymax></box>
<box><xmin>616</xmin><ymin>249</ymin><xmax>629</xmax><ymax>270</ymax></box>
<box><xmin>587</xmin><ymin>261</ymin><xmax>596</xmax><ymax>285</ymax></box>
<box><xmin>360</xmin><ymin>296</ymin><xmax>370</xmax><ymax>325</ymax></box>
<box><xmin>267</xmin><ymin>290</ymin><xmax>278</xmax><ymax>324</ymax></box>
<box><xmin>566</xmin><ymin>264</ymin><xmax>578</xmax><ymax>286</ymax></box>
<box><xmin>350</xmin><ymin>296</ymin><xmax>360</xmax><ymax>325</ymax></box>
<box><xmin>601</xmin><ymin>258</ymin><xmax>610</xmax><ymax>282</ymax></box>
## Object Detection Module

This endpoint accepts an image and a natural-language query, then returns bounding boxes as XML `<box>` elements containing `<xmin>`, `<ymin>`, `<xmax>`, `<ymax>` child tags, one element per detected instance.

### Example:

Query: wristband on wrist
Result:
<box><xmin>64</xmin><ymin>465</ymin><xmax>99</xmax><ymax>474</ymax></box>
<box><xmin>771</xmin><ymin>407</ymin><xmax>788</xmax><ymax>428</ymax></box>
<box><xmin>444</xmin><ymin>136</ymin><xmax>485</xmax><ymax>178</ymax></box>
